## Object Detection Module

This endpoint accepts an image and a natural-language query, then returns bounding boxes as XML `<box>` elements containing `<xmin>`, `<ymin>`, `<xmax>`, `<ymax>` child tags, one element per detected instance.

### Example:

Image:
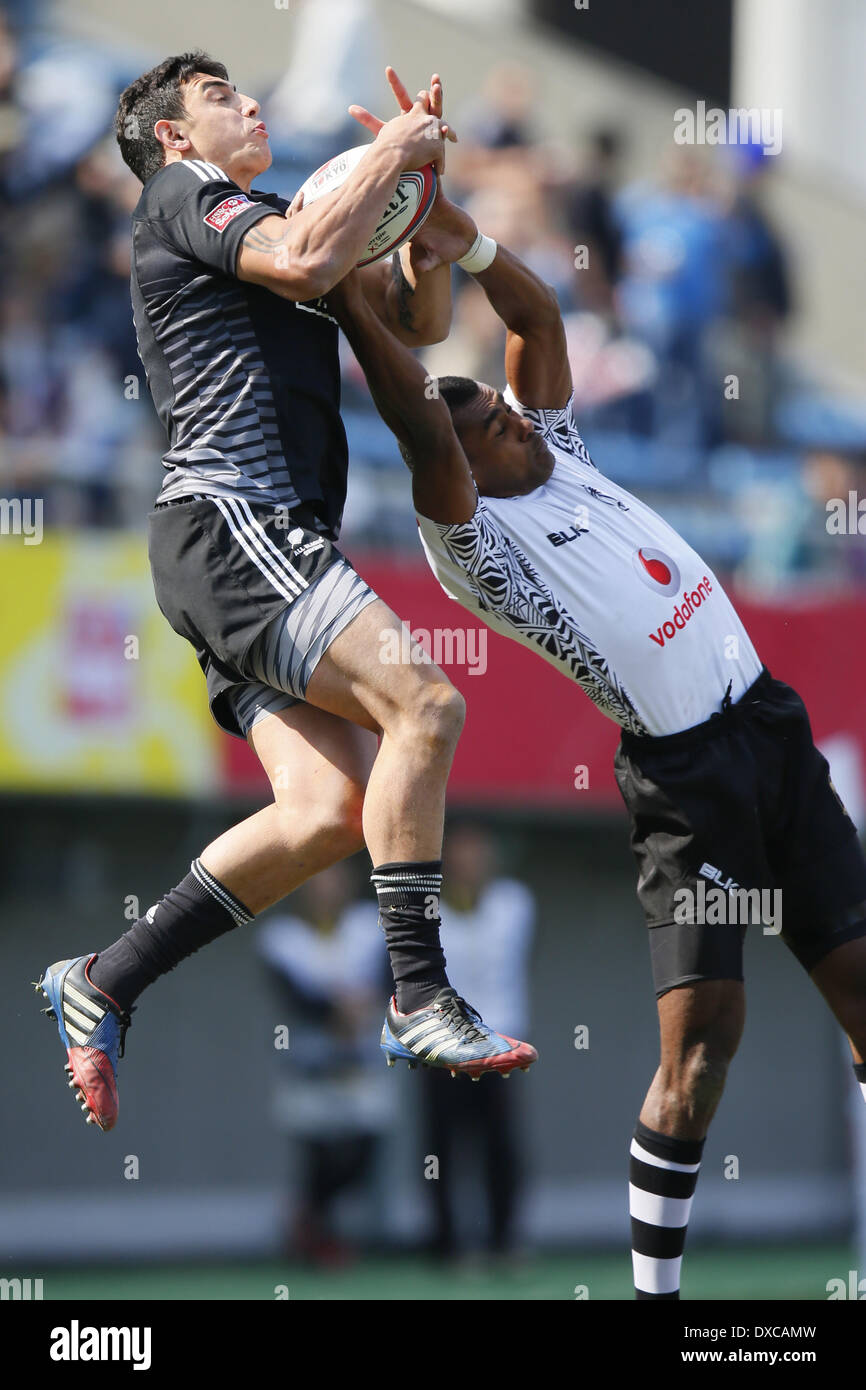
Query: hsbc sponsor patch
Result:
<box><xmin>204</xmin><ymin>194</ymin><xmax>252</xmax><ymax>232</ymax></box>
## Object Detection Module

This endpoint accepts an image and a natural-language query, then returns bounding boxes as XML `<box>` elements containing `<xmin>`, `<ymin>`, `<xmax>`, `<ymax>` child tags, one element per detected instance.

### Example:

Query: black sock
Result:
<box><xmin>371</xmin><ymin>860</ymin><xmax>449</xmax><ymax>1013</ymax></box>
<box><xmin>89</xmin><ymin>859</ymin><xmax>254</xmax><ymax>1011</ymax></box>
<box><xmin>854</xmin><ymin>1061</ymin><xmax>866</xmax><ymax>1100</ymax></box>
<box><xmin>630</xmin><ymin>1119</ymin><xmax>705</xmax><ymax>1300</ymax></box>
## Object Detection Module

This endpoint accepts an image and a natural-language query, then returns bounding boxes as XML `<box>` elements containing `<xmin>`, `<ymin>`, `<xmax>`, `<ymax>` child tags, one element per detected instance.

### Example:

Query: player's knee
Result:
<box><xmin>275</xmin><ymin>776</ymin><xmax>365</xmax><ymax>855</ymax></box>
<box><xmin>323</xmin><ymin>777</ymin><xmax>366</xmax><ymax>852</ymax></box>
<box><xmin>404</xmin><ymin>677</ymin><xmax>466</xmax><ymax>753</ymax></box>
<box><xmin>662</xmin><ymin>1034</ymin><xmax>737</xmax><ymax>1119</ymax></box>
<box><xmin>680</xmin><ymin>1041</ymin><xmax>732</xmax><ymax>1104</ymax></box>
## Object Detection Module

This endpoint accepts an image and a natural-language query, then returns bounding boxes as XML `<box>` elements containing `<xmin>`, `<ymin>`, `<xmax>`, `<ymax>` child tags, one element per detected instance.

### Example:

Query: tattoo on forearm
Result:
<box><xmin>391</xmin><ymin>252</ymin><xmax>416</xmax><ymax>332</ymax></box>
<box><xmin>243</xmin><ymin>223</ymin><xmax>289</xmax><ymax>255</ymax></box>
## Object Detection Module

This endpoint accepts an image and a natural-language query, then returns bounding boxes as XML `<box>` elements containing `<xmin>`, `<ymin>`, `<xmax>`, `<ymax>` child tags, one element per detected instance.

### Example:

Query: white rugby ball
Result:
<box><xmin>297</xmin><ymin>144</ymin><xmax>438</xmax><ymax>267</ymax></box>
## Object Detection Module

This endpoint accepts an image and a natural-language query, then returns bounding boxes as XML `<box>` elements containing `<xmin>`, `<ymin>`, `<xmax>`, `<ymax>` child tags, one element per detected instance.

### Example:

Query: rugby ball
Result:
<box><xmin>297</xmin><ymin>145</ymin><xmax>437</xmax><ymax>267</ymax></box>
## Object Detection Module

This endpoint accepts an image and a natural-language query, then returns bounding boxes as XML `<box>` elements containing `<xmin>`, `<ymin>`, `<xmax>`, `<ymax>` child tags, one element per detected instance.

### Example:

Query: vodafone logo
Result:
<box><xmin>632</xmin><ymin>546</ymin><xmax>681</xmax><ymax>597</ymax></box>
<box><xmin>648</xmin><ymin>575</ymin><xmax>715</xmax><ymax>648</ymax></box>
<box><xmin>631</xmin><ymin>547</ymin><xmax>716</xmax><ymax>649</ymax></box>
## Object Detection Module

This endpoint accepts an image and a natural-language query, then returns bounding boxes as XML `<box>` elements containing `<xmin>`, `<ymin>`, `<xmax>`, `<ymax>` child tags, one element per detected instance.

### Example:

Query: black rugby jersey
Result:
<box><xmin>130</xmin><ymin>158</ymin><xmax>348</xmax><ymax>538</ymax></box>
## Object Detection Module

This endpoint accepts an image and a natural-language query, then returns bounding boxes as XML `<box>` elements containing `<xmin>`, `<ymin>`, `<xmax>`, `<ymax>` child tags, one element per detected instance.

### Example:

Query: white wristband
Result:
<box><xmin>457</xmin><ymin>231</ymin><xmax>498</xmax><ymax>274</ymax></box>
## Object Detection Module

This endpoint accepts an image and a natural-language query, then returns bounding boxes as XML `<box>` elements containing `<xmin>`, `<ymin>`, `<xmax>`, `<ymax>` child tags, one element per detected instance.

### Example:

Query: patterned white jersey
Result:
<box><xmin>416</xmin><ymin>388</ymin><xmax>762</xmax><ymax>737</ymax></box>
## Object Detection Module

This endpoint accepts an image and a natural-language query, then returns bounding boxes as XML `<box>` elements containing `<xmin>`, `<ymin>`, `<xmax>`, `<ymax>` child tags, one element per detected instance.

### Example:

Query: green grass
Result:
<box><xmin>32</xmin><ymin>1244</ymin><xmax>853</xmax><ymax>1301</ymax></box>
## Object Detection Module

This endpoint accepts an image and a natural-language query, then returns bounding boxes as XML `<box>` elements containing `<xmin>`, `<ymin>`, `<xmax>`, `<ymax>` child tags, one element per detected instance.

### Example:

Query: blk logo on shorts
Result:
<box><xmin>632</xmin><ymin>547</ymin><xmax>681</xmax><ymax>597</ymax></box>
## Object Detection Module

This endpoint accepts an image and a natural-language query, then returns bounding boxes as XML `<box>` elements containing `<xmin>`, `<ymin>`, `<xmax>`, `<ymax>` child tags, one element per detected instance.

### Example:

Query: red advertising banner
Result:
<box><xmin>222</xmin><ymin>555</ymin><xmax>866</xmax><ymax>816</ymax></box>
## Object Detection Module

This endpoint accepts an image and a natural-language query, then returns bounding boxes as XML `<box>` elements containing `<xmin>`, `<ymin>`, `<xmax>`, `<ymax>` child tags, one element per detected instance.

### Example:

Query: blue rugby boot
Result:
<box><xmin>34</xmin><ymin>954</ymin><xmax>133</xmax><ymax>1131</ymax></box>
<box><xmin>381</xmin><ymin>986</ymin><xmax>538</xmax><ymax>1079</ymax></box>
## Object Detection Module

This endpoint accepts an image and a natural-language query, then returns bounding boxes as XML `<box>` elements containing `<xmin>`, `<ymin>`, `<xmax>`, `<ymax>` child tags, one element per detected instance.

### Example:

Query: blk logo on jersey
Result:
<box><xmin>203</xmin><ymin>195</ymin><xmax>252</xmax><ymax>232</ymax></box>
<box><xmin>632</xmin><ymin>546</ymin><xmax>681</xmax><ymax>597</ymax></box>
<box><xmin>547</xmin><ymin>522</ymin><xmax>588</xmax><ymax>548</ymax></box>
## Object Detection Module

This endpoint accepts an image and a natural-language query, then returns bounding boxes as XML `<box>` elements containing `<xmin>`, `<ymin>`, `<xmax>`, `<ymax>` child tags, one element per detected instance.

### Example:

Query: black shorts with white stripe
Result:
<box><xmin>147</xmin><ymin>493</ymin><xmax>374</xmax><ymax>739</ymax></box>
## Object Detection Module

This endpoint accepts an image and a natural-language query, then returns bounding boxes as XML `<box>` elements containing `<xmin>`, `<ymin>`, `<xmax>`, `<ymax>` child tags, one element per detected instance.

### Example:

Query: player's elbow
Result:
<box><xmin>387</xmin><ymin>298</ymin><xmax>452</xmax><ymax>348</ymax></box>
<box><xmin>262</xmin><ymin>246</ymin><xmax>340</xmax><ymax>301</ymax></box>
<box><xmin>288</xmin><ymin>255</ymin><xmax>334</xmax><ymax>301</ymax></box>
<box><xmin>402</xmin><ymin>413</ymin><xmax>456</xmax><ymax>469</ymax></box>
<box><xmin>526</xmin><ymin>282</ymin><xmax>561</xmax><ymax>328</ymax></box>
<box><xmin>302</xmin><ymin>249</ymin><xmax>371</xmax><ymax>301</ymax></box>
<box><xmin>415</xmin><ymin>306</ymin><xmax>452</xmax><ymax>346</ymax></box>
<box><xmin>508</xmin><ymin>283</ymin><xmax>563</xmax><ymax>339</ymax></box>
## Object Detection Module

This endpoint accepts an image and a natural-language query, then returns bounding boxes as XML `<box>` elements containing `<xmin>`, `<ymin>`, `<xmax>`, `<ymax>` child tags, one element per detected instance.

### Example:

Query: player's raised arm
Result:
<box><xmin>237</xmin><ymin>97</ymin><xmax>445</xmax><ymax>301</ymax></box>
<box><xmin>328</xmin><ymin>269</ymin><xmax>477</xmax><ymax>525</ymax></box>
<box><xmin>476</xmin><ymin>245</ymin><xmax>572</xmax><ymax>409</ymax></box>
<box><xmin>357</xmin><ymin>241</ymin><xmax>452</xmax><ymax>347</ymax></box>
<box><xmin>356</xmin><ymin>70</ymin><xmax>455</xmax><ymax>346</ymax></box>
<box><xmin>411</xmin><ymin>195</ymin><xmax>572</xmax><ymax>409</ymax></box>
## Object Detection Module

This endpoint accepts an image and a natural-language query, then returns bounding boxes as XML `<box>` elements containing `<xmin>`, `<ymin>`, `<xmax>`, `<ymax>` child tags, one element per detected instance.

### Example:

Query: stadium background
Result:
<box><xmin>1</xmin><ymin>0</ymin><xmax>866</xmax><ymax>1300</ymax></box>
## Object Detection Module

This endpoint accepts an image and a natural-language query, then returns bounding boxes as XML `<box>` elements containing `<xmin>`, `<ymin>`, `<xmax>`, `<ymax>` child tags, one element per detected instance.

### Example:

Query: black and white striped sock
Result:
<box><xmin>89</xmin><ymin>859</ymin><xmax>254</xmax><ymax>1011</ymax></box>
<box><xmin>371</xmin><ymin>860</ymin><xmax>448</xmax><ymax>1013</ymax></box>
<box><xmin>629</xmin><ymin>1118</ymin><xmax>705</xmax><ymax>1300</ymax></box>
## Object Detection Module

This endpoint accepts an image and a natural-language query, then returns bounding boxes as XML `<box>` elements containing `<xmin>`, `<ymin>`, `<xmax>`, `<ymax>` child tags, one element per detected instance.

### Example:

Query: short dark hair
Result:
<box><xmin>115</xmin><ymin>51</ymin><xmax>229</xmax><ymax>184</ymax></box>
<box><xmin>436</xmin><ymin>375</ymin><xmax>481</xmax><ymax>416</ymax></box>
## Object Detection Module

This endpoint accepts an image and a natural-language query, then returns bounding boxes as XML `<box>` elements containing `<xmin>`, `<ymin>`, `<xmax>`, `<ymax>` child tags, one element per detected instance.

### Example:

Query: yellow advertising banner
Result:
<box><xmin>0</xmin><ymin>532</ymin><xmax>218</xmax><ymax>794</ymax></box>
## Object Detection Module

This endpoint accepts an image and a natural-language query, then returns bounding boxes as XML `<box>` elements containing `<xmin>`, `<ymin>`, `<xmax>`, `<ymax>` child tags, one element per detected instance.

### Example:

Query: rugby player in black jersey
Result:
<box><xmin>35</xmin><ymin>54</ymin><xmax>537</xmax><ymax>1139</ymax></box>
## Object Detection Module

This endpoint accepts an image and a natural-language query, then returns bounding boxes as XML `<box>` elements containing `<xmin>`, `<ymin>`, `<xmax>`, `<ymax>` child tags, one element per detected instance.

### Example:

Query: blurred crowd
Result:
<box><xmin>258</xmin><ymin>822</ymin><xmax>535</xmax><ymax>1265</ymax></box>
<box><xmin>1</xmin><ymin>1</ymin><xmax>864</xmax><ymax>585</ymax></box>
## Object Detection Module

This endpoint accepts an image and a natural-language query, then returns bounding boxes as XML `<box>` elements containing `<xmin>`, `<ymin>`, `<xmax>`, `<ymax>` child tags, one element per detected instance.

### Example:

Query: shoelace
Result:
<box><xmin>434</xmin><ymin>992</ymin><xmax>486</xmax><ymax>1043</ymax></box>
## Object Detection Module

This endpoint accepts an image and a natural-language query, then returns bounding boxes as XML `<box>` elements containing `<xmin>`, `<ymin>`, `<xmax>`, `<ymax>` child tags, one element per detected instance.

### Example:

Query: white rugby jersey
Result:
<box><xmin>416</xmin><ymin>389</ymin><xmax>762</xmax><ymax>737</ymax></box>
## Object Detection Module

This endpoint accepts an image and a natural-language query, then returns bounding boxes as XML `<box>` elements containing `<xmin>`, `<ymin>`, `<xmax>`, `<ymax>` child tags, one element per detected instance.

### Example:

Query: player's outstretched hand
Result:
<box><xmin>424</xmin><ymin>71</ymin><xmax>458</xmax><ymax>147</ymax></box>
<box><xmin>354</xmin><ymin>95</ymin><xmax>446</xmax><ymax>175</ymax></box>
<box><xmin>348</xmin><ymin>66</ymin><xmax>455</xmax><ymax>176</ymax></box>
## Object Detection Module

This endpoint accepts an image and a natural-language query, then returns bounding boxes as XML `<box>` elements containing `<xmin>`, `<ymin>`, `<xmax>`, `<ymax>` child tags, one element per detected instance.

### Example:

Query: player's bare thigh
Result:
<box><xmin>304</xmin><ymin>596</ymin><xmax>462</xmax><ymax>731</ymax></box>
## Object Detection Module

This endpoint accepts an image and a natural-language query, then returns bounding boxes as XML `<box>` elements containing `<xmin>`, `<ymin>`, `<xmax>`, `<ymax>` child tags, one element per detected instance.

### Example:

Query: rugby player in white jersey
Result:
<box><xmin>327</xmin><ymin>199</ymin><xmax>866</xmax><ymax>1299</ymax></box>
